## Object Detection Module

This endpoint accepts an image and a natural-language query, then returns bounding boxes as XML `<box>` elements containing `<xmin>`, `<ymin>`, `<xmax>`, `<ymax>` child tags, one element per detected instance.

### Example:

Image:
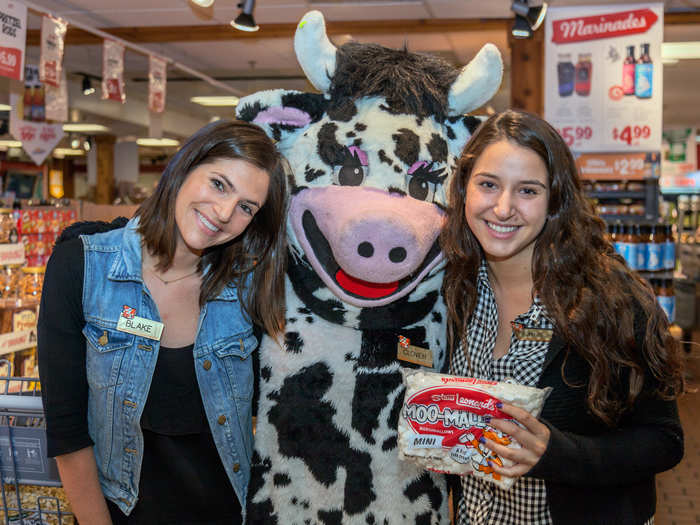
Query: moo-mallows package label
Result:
<box><xmin>398</xmin><ymin>369</ymin><xmax>551</xmax><ymax>489</ymax></box>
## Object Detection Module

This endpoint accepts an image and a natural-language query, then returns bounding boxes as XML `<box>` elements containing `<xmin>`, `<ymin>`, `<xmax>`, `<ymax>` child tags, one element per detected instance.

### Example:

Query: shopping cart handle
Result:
<box><xmin>0</xmin><ymin>394</ymin><xmax>44</xmax><ymax>414</ymax></box>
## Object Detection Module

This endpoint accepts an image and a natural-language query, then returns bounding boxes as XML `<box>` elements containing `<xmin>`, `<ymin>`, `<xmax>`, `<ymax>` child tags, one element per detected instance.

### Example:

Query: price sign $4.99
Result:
<box><xmin>612</xmin><ymin>125</ymin><xmax>651</xmax><ymax>146</ymax></box>
<box><xmin>555</xmin><ymin>126</ymin><xmax>593</xmax><ymax>147</ymax></box>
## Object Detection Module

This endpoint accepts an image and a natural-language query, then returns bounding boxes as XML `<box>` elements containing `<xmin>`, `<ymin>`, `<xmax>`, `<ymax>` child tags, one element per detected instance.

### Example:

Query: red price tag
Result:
<box><xmin>612</xmin><ymin>125</ymin><xmax>651</xmax><ymax>146</ymax></box>
<box><xmin>555</xmin><ymin>126</ymin><xmax>593</xmax><ymax>147</ymax></box>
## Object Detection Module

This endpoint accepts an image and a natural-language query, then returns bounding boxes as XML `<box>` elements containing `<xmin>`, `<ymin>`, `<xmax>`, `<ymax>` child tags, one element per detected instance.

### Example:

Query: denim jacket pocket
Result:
<box><xmin>212</xmin><ymin>332</ymin><xmax>258</xmax><ymax>400</ymax></box>
<box><xmin>83</xmin><ymin>322</ymin><xmax>133</xmax><ymax>390</ymax></box>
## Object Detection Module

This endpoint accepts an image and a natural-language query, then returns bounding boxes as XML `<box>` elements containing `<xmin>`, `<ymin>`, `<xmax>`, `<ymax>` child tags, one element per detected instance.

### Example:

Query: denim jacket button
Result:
<box><xmin>202</xmin><ymin>359</ymin><xmax>212</xmax><ymax>371</ymax></box>
<box><xmin>233</xmin><ymin>463</ymin><xmax>240</xmax><ymax>473</ymax></box>
<box><xmin>217</xmin><ymin>414</ymin><xmax>226</xmax><ymax>425</ymax></box>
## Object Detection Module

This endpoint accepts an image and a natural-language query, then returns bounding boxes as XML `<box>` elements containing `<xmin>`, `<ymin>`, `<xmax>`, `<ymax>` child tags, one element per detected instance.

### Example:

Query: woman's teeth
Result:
<box><xmin>198</xmin><ymin>211</ymin><xmax>220</xmax><ymax>232</ymax></box>
<box><xmin>487</xmin><ymin>221</ymin><xmax>518</xmax><ymax>233</ymax></box>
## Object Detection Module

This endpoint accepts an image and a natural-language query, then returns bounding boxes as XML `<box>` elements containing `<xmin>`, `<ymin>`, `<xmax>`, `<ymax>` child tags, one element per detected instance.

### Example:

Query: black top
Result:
<box><xmin>38</xmin><ymin>235</ymin><xmax>242</xmax><ymax>524</ymax></box>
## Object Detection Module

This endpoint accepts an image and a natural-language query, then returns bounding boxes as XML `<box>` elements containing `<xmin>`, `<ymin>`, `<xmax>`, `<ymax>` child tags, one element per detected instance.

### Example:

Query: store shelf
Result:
<box><xmin>599</xmin><ymin>214</ymin><xmax>652</xmax><ymax>222</ymax></box>
<box><xmin>660</xmin><ymin>186</ymin><xmax>700</xmax><ymax>195</ymax></box>
<box><xmin>588</xmin><ymin>191</ymin><xmax>647</xmax><ymax>199</ymax></box>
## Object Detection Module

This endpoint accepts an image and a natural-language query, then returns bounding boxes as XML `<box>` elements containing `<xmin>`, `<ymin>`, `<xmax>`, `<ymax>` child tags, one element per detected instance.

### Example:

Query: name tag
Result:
<box><xmin>397</xmin><ymin>335</ymin><xmax>434</xmax><ymax>368</ymax></box>
<box><xmin>511</xmin><ymin>322</ymin><xmax>553</xmax><ymax>342</ymax></box>
<box><xmin>117</xmin><ymin>315</ymin><xmax>164</xmax><ymax>341</ymax></box>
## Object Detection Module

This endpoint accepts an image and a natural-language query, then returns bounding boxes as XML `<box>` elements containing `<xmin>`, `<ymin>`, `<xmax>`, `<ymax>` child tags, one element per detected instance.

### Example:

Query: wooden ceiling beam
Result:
<box><xmin>27</xmin><ymin>18</ymin><xmax>511</xmax><ymax>46</ymax></box>
<box><xmin>25</xmin><ymin>12</ymin><xmax>700</xmax><ymax>46</ymax></box>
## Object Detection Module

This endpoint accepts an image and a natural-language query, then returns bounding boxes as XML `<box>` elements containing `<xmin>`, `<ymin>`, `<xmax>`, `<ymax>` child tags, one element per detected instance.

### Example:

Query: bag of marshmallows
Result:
<box><xmin>398</xmin><ymin>369</ymin><xmax>551</xmax><ymax>490</ymax></box>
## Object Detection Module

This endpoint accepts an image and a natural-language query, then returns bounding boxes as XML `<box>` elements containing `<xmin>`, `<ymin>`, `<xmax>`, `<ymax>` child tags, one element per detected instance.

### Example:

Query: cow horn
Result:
<box><xmin>447</xmin><ymin>43</ymin><xmax>504</xmax><ymax>116</ymax></box>
<box><xmin>294</xmin><ymin>11</ymin><xmax>337</xmax><ymax>93</ymax></box>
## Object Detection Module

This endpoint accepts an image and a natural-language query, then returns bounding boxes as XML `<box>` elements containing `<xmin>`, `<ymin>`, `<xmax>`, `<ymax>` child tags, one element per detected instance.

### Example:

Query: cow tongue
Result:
<box><xmin>335</xmin><ymin>269</ymin><xmax>398</xmax><ymax>299</ymax></box>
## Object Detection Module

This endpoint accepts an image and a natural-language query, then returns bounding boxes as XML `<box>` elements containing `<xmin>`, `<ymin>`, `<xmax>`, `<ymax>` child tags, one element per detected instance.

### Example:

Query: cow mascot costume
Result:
<box><xmin>236</xmin><ymin>11</ymin><xmax>502</xmax><ymax>524</ymax></box>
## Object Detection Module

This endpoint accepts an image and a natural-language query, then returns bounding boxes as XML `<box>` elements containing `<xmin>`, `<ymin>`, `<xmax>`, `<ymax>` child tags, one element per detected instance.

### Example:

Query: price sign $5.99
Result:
<box><xmin>555</xmin><ymin>126</ymin><xmax>593</xmax><ymax>147</ymax></box>
<box><xmin>612</xmin><ymin>125</ymin><xmax>651</xmax><ymax>146</ymax></box>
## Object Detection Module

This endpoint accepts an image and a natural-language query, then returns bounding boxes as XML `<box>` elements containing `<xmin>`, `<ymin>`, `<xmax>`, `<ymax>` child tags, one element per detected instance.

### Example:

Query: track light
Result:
<box><xmin>511</xmin><ymin>1</ymin><xmax>548</xmax><ymax>38</ymax></box>
<box><xmin>231</xmin><ymin>0</ymin><xmax>259</xmax><ymax>32</ymax></box>
<box><xmin>191</xmin><ymin>0</ymin><xmax>214</xmax><ymax>6</ymax></box>
<box><xmin>82</xmin><ymin>75</ymin><xmax>95</xmax><ymax>95</ymax></box>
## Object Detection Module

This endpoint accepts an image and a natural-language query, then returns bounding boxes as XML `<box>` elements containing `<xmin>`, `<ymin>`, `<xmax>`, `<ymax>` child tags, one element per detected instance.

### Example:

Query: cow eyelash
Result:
<box><xmin>410</xmin><ymin>162</ymin><xmax>447</xmax><ymax>185</ymax></box>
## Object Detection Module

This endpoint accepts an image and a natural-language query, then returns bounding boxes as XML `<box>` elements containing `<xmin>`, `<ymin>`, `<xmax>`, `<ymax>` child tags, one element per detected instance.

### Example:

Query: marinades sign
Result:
<box><xmin>552</xmin><ymin>9</ymin><xmax>659</xmax><ymax>44</ymax></box>
<box><xmin>0</xmin><ymin>1</ymin><xmax>27</xmax><ymax>81</ymax></box>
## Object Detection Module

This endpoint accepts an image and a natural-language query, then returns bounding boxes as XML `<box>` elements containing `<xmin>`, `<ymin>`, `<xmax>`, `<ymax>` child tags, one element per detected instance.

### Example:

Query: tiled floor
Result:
<box><xmin>655</xmin><ymin>353</ymin><xmax>700</xmax><ymax>525</ymax></box>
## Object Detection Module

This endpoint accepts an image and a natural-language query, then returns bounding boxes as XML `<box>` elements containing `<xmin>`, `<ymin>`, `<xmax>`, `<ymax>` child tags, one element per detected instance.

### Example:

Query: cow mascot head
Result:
<box><xmin>236</xmin><ymin>10</ymin><xmax>502</xmax><ymax>524</ymax></box>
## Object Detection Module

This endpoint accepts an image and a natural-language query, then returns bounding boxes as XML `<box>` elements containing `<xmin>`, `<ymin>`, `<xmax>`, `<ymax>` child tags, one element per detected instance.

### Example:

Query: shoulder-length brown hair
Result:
<box><xmin>136</xmin><ymin>119</ymin><xmax>287</xmax><ymax>337</ymax></box>
<box><xmin>441</xmin><ymin>109</ymin><xmax>684</xmax><ymax>426</ymax></box>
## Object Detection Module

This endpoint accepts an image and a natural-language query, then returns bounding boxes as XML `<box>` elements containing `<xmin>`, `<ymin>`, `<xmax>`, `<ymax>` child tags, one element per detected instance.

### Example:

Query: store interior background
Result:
<box><xmin>0</xmin><ymin>0</ymin><xmax>699</xmax><ymax>522</ymax></box>
<box><xmin>1</xmin><ymin>0</ymin><xmax>698</xmax><ymax>203</ymax></box>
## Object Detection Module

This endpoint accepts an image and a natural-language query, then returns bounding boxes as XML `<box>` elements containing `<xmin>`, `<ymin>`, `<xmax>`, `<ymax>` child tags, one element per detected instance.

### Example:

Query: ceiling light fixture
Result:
<box><xmin>63</xmin><ymin>123</ymin><xmax>110</xmax><ymax>133</ymax></box>
<box><xmin>136</xmin><ymin>138</ymin><xmax>180</xmax><ymax>147</ymax></box>
<box><xmin>191</xmin><ymin>0</ymin><xmax>215</xmax><ymax>7</ymax></box>
<box><xmin>0</xmin><ymin>104</ymin><xmax>10</xmax><ymax>111</ymax></box>
<box><xmin>0</xmin><ymin>140</ymin><xmax>22</xmax><ymax>148</ymax></box>
<box><xmin>511</xmin><ymin>1</ymin><xmax>548</xmax><ymax>39</ymax></box>
<box><xmin>231</xmin><ymin>0</ymin><xmax>259</xmax><ymax>32</ymax></box>
<box><xmin>82</xmin><ymin>75</ymin><xmax>95</xmax><ymax>96</ymax></box>
<box><xmin>190</xmin><ymin>96</ymin><xmax>240</xmax><ymax>107</ymax></box>
<box><xmin>53</xmin><ymin>148</ymin><xmax>85</xmax><ymax>157</ymax></box>
<box><xmin>662</xmin><ymin>41</ymin><xmax>700</xmax><ymax>60</ymax></box>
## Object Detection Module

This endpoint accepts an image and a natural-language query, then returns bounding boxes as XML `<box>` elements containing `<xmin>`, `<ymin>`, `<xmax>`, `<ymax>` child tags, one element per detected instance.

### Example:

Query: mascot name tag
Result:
<box><xmin>117</xmin><ymin>305</ymin><xmax>163</xmax><ymax>341</ymax></box>
<box><xmin>397</xmin><ymin>335</ymin><xmax>433</xmax><ymax>367</ymax></box>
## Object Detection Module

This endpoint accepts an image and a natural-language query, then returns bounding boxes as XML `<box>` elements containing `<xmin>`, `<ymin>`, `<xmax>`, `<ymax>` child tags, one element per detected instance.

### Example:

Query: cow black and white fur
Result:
<box><xmin>236</xmin><ymin>11</ymin><xmax>502</xmax><ymax>524</ymax></box>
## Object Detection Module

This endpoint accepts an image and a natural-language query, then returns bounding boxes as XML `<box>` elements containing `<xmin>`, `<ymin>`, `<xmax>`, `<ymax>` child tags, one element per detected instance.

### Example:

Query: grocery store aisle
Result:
<box><xmin>655</xmin><ymin>353</ymin><xmax>700</xmax><ymax>525</ymax></box>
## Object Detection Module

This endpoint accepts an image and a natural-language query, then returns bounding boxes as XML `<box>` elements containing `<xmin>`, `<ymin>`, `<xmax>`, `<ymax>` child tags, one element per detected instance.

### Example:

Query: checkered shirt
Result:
<box><xmin>450</xmin><ymin>264</ymin><xmax>656</xmax><ymax>525</ymax></box>
<box><xmin>450</xmin><ymin>263</ymin><xmax>553</xmax><ymax>525</ymax></box>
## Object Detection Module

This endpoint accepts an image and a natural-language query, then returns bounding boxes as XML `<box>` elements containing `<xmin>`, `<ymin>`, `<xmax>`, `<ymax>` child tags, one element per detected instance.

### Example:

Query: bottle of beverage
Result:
<box><xmin>575</xmin><ymin>53</ymin><xmax>592</xmax><ymax>96</ymax></box>
<box><xmin>623</xmin><ymin>45</ymin><xmax>636</xmax><ymax>96</ymax></box>
<box><xmin>636</xmin><ymin>224</ymin><xmax>649</xmax><ymax>272</ymax></box>
<box><xmin>657</xmin><ymin>278</ymin><xmax>675</xmax><ymax>323</ymax></box>
<box><xmin>557</xmin><ymin>54</ymin><xmax>575</xmax><ymax>97</ymax></box>
<box><xmin>663</xmin><ymin>223</ymin><xmax>676</xmax><ymax>271</ymax></box>
<box><xmin>646</xmin><ymin>223</ymin><xmax>663</xmax><ymax>272</ymax></box>
<box><xmin>618</xmin><ymin>224</ymin><xmax>638</xmax><ymax>270</ymax></box>
<box><xmin>635</xmin><ymin>43</ymin><xmax>653</xmax><ymax>99</ymax></box>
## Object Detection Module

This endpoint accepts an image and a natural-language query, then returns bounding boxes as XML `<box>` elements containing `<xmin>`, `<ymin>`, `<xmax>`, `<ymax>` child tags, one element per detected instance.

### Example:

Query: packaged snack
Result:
<box><xmin>398</xmin><ymin>369</ymin><xmax>551</xmax><ymax>489</ymax></box>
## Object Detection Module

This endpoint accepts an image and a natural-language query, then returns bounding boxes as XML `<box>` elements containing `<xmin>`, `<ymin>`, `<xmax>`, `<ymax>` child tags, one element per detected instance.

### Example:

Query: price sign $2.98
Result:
<box><xmin>612</xmin><ymin>125</ymin><xmax>651</xmax><ymax>146</ymax></box>
<box><xmin>555</xmin><ymin>126</ymin><xmax>593</xmax><ymax>147</ymax></box>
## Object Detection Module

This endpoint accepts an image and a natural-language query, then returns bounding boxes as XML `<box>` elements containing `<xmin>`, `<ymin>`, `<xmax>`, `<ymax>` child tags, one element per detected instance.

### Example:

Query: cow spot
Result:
<box><xmin>284</xmin><ymin>332</ymin><xmax>303</xmax><ymax>353</ymax></box>
<box><xmin>318</xmin><ymin>509</ymin><xmax>343</xmax><ymax>525</ymax></box>
<box><xmin>273</xmin><ymin>473</ymin><xmax>291</xmax><ymax>487</ymax></box>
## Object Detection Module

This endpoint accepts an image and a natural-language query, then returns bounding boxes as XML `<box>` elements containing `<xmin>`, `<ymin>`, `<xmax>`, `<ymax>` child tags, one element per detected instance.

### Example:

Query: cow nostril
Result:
<box><xmin>358</xmin><ymin>242</ymin><xmax>374</xmax><ymax>258</ymax></box>
<box><xmin>389</xmin><ymin>247</ymin><xmax>407</xmax><ymax>263</ymax></box>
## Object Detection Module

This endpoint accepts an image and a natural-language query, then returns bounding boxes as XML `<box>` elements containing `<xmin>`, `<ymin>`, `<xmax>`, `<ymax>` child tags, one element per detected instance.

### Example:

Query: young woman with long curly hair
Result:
<box><xmin>441</xmin><ymin>109</ymin><xmax>685</xmax><ymax>525</ymax></box>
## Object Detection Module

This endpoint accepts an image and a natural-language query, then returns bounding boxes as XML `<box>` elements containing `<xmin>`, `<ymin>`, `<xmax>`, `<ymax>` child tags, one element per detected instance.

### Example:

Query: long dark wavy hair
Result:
<box><xmin>137</xmin><ymin>119</ymin><xmax>287</xmax><ymax>337</ymax></box>
<box><xmin>441</xmin><ymin>109</ymin><xmax>684</xmax><ymax>426</ymax></box>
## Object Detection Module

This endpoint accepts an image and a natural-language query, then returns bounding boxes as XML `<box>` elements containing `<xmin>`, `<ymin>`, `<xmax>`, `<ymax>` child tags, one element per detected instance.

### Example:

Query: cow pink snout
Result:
<box><xmin>290</xmin><ymin>186</ymin><xmax>445</xmax><ymax>285</ymax></box>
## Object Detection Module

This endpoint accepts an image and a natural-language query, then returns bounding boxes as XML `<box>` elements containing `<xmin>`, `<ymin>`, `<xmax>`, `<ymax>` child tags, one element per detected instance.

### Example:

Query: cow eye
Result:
<box><xmin>333</xmin><ymin>146</ymin><xmax>368</xmax><ymax>186</ymax></box>
<box><xmin>408</xmin><ymin>176</ymin><xmax>434</xmax><ymax>201</ymax></box>
<box><xmin>406</xmin><ymin>161</ymin><xmax>446</xmax><ymax>201</ymax></box>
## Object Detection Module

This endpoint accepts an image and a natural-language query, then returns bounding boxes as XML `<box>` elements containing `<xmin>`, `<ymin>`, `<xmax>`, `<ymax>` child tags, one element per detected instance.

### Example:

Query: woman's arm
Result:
<box><xmin>528</xmin><ymin>393</ymin><xmax>683</xmax><ymax>486</ymax></box>
<box><xmin>55</xmin><ymin>447</ymin><xmax>113</xmax><ymax>524</ymax></box>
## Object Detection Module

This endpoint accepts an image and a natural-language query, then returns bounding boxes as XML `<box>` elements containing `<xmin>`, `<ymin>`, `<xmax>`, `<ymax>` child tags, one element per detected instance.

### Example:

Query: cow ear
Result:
<box><xmin>236</xmin><ymin>89</ymin><xmax>326</xmax><ymax>142</ymax></box>
<box><xmin>445</xmin><ymin>115</ymin><xmax>484</xmax><ymax>157</ymax></box>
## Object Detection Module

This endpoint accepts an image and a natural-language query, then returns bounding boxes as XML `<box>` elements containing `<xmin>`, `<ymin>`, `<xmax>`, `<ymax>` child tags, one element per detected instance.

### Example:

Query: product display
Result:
<box><xmin>398</xmin><ymin>369</ymin><xmax>550</xmax><ymax>489</ymax></box>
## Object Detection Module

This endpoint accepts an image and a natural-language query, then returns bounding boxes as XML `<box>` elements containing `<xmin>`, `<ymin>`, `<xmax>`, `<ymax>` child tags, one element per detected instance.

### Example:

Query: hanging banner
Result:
<box><xmin>148</xmin><ymin>56</ymin><xmax>166</xmax><ymax>113</ymax></box>
<box><xmin>0</xmin><ymin>0</ymin><xmax>27</xmax><ymax>81</ymax></box>
<box><xmin>39</xmin><ymin>15</ymin><xmax>67</xmax><ymax>88</ymax></box>
<box><xmin>45</xmin><ymin>69</ymin><xmax>68</xmax><ymax>122</ymax></box>
<box><xmin>9</xmin><ymin>92</ymin><xmax>64</xmax><ymax>166</ymax></box>
<box><xmin>22</xmin><ymin>65</ymin><xmax>44</xmax><ymax>122</ymax></box>
<box><xmin>544</xmin><ymin>3</ymin><xmax>663</xmax><ymax>153</ymax></box>
<box><xmin>102</xmin><ymin>40</ymin><xmax>125</xmax><ymax>103</ymax></box>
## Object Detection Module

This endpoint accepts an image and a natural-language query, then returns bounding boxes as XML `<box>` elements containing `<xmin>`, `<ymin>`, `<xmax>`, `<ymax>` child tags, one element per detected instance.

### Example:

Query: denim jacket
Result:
<box><xmin>81</xmin><ymin>218</ymin><xmax>256</xmax><ymax>518</ymax></box>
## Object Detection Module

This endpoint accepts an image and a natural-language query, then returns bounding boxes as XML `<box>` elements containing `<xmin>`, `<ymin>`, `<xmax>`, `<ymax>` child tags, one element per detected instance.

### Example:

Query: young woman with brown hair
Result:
<box><xmin>441</xmin><ymin>109</ymin><xmax>684</xmax><ymax>525</ymax></box>
<box><xmin>38</xmin><ymin>119</ymin><xmax>286</xmax><ymax>524</ymax></box>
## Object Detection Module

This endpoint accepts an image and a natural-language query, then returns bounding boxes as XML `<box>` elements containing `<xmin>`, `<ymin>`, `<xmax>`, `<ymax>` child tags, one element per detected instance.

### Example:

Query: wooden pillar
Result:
<box><xmin>95</xmin><ymin>135</ymin><xmax>116</xmax><ymax>204</ymax></box>
<box><xmin>509</xmin><ymin>28</ymin><xmax>545</xmax><ymax>116</ymax></box>
<box><xmin>61</xmin><ymin>157</ymin><xmax>75</xmax><ymax>199</ymax></box>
